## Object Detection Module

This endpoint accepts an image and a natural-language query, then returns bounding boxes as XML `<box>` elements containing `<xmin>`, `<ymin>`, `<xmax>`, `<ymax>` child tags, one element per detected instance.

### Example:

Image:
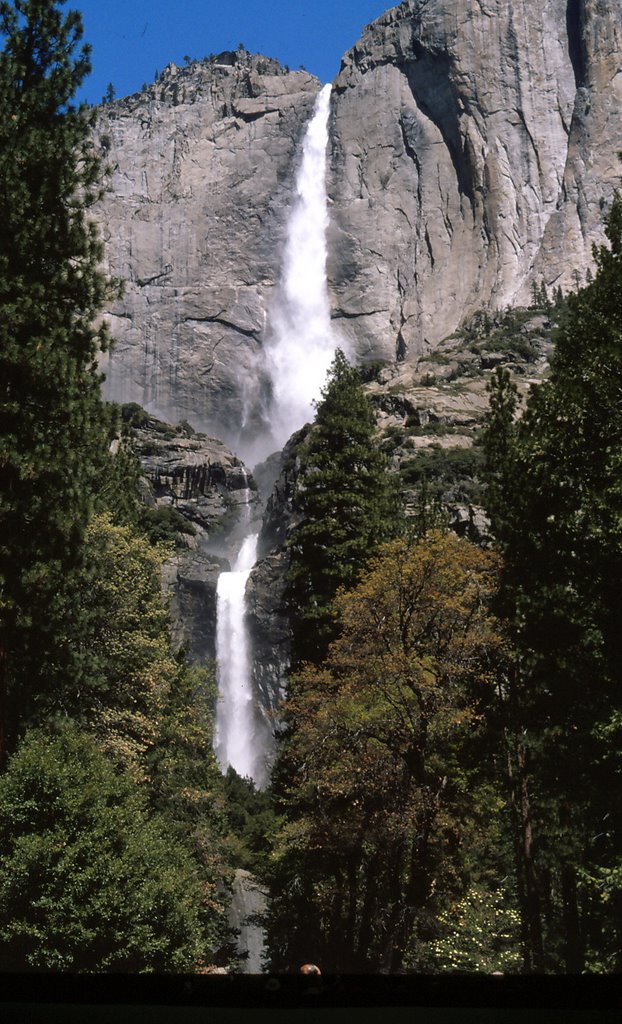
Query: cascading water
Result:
<box><xmin>213</xmin><ymin>85</ymin><xmax>339</xmax><ymax>793</ymax></box>
<box><xmin>213</xmin><ymin>530</ymin><xmax>269</xmax><ymax>788</ymax></box>
<box><xmin>263</xmin><ymin>83</ymin><xmax>341</xmax><ymax>452</ymax></box>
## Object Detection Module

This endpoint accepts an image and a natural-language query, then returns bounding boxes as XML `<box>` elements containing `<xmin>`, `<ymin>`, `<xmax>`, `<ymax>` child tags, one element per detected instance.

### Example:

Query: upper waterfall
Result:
<box><xmin>262</xmin><ymin>83</ymin><xmax>341</xmax><ymax>455</ymax></box>
<box><xmin>213</xmin><ymin>84</ymin><xmax>341</xmax><ymax>790</ymax></box>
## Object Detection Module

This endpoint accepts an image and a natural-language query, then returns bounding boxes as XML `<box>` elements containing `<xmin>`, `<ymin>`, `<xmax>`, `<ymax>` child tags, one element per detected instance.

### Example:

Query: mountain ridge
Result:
<box><xmin>94</xmin><ymin>1</ymin><xmax>622</xmax><ymax>454</ymax></box>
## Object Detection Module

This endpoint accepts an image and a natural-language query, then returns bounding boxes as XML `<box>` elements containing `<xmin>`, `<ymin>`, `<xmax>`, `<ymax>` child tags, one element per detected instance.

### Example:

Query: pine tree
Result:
<box><xmin>482</xmin><ymin>192</ymin><xmax>622</xmax><ymax>971</ymax></box>
<box><xmin>0</xmin><ymin>1</ymin><xmax>115</xmax><ymax>759</ymax></box>
<box><xmin>286</xmin><ymin>349</ymin><xmax>402</xmax><ymax>665</ymax></box>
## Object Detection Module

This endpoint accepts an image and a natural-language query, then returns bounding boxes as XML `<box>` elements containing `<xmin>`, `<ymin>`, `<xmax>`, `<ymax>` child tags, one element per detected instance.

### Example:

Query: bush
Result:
<box><xmin>138</xmin><ymin>505</ymin><xmax>196</xmax><ymax>546</ymax></box>
<box><xmin>399</xmin><ymin>446</ymin><xmax>484</xmax><ymax>504</ymax></box>
<box><xmin>0</xmin><ymin>726</ymin><xmax>221</xmax><ymax>972</ymax></box>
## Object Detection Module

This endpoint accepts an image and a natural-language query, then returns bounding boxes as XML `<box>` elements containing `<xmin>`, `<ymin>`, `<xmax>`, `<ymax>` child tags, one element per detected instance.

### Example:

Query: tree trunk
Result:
<box><xmin>517</xmin><ymin>739</ymin><xmax>544</xmax><ymax>971</ymax></box>
<box><xmin>561</xmin><ymin>863</ymin><xmax>584</xmax><ymax>972</ymax></box>
<box><xmin>344</xmin><ymin>852</ymin><xmax>359</xmax><ymax>970</ymax></box>
<box><xmin>355</xmin><ymin>849</ymin><xmax>381</xmax><ymax>970</ymax></box>
<box><xmin>379</xmin><ymin>840</ymin><xmax>408</xmax><ymax>973</ymax></box>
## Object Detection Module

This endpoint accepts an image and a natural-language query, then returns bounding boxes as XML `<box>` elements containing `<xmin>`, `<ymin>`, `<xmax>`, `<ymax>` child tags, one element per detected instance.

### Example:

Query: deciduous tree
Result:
<box><xmin>269</xmin><ymin>531</ymin><xmax>506</xmax><ymax>971</ymax></box>
<box><xmin>0</xmin><ymin>724</ymin><xmax>226</xmax><ymax>971</ymax></box>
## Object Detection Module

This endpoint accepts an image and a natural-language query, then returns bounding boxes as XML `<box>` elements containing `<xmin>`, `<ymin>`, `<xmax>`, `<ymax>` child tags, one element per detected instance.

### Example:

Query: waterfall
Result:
<box><xmin>213</xmin><ymin>530</ymin><xmax>269</xmax><ymax>788</ymax></box>
<box><xmin>263</xmin><ymin>83</ymin><xmax>340</xmax><ymax>452</ymax></box>
<box><xmin>213</xmin><ymin>85</ymin><xmax>338</xmax><ymax>792</ymax></box>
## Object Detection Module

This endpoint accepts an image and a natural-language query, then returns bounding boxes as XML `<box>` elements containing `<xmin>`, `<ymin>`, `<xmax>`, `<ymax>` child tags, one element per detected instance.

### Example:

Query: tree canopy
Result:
<box><xmin>0</xmin><ymin>0</ymin><xmax>116</xmax><ymax>760</ymax></box>
<box><xmin>0</xmin><ymin>725</ymin><xmax>223</xmax><ymax>971</ymax></box>
<box><xmin>269</xmin><ymin>530</ymin><xmax>506</xmax><ymax>971</ymax></box>
<box><xmin>287</xmin><ymin>349</ymin><xmax>402</xmax><ymax>665</ymax></box>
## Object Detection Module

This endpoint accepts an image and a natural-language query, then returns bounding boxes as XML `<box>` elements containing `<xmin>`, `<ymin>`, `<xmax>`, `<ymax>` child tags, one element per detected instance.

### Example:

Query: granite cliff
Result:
<box><xmin>95</xmin><ymin>2</ymin><xmax>621</xmax><ymax>450</ymax></box>
<box><xmin>96</xmin><ymin>52</ymin><xmax>321</xmax><ymax>454</ymax></box>
<box><xmin>328</xmin><ymin>0</ymin><xmax>622</xmax><ymax>361</ymax></box>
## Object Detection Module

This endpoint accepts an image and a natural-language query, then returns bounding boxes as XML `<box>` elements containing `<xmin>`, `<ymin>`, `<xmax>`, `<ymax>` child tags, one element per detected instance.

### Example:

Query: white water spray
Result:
<box><xmin>213</xmin><ymin>531</ymin><xmax>269</xmax><ymax>788</ymax></box>
<box><xmin>263</xmin><ymin>83</ymin><xmax>340</xmax><ymax>451</ymax></box>
<box><xmin>213</xmin><ymin>86</ymin><xmax>339</xmax><ymax>792</ymax></box>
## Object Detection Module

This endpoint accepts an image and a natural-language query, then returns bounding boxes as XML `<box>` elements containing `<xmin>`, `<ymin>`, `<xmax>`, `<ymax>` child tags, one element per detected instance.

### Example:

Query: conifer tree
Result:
<box><xmin>286</xmin><ymin>349</ymin><xmax>402</xmax><ymax>665</ymax></box>
<box><xmin>482</xmin><ymin>192</ymin><xmax>622</xmax><ymax>971</ymax></box>
<box><xmin>0</xmin><ymin>1</ymin><xmax>115</xmax><ymax>759</ymax></box>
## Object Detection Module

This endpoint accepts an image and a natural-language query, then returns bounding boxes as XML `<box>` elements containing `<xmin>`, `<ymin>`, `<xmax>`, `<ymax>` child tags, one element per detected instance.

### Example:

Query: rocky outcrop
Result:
<box><xmin>327</xmin><ymin>0</ymin><xmax>622</xmax><ymax>361</ymax></box>
<box><xmin>129</xmin><ymin>412</ymin><xmax>259</xmax><ymax>660</ymax></box>
<box><xmin>94</xmin><ymin>7</ymin><xmax>621</xmax><ymax>446</ymax></box>
<box><xmin>245</xmin><ymin>431</ymin><xmax>306</xmax><ymax>722</ymax></box>
<box><xmin>246</xmin><ymin>550</ymin><xmax>291</xmax><ymax>721</ymax></box>
<box><xmin>95</xmin><ymin>52</ymin><xmax>321</xmax><ymax>453</ymax></box>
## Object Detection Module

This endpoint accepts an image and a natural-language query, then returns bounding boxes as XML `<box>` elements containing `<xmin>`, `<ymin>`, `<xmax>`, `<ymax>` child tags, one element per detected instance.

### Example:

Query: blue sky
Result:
<box><xmin>75</xmin><ymin>1</ymin><xmax>391</xmax><ymax>104</ymax></box>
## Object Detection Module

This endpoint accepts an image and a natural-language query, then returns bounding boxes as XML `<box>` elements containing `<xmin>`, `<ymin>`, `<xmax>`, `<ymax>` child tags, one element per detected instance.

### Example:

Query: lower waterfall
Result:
<box><xmin>213</xmin><ymin>531</ymin><xmax>269</xmax><ymax>789</ymax></box>
<box><xmin>213</xmin><ymin>83</ymin><xmax>337</xmax><ymax>794</ymax></box>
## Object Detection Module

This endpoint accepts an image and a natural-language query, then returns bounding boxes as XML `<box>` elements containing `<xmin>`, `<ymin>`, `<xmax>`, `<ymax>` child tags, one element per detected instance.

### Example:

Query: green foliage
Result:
<box><xmin>417</xmin><ymin>884</ymin><xmax>522</xmax><ymax>973</ymax></box>
<box><xmin>0</xmin><ymin>0</ymin><xmax>117</xmax><ymax>758</ymax></box>
<box><xmin>65</xmin><ymin>513</ymin><xmax>179</xmax><ymax>778</ymax></box>
<box><xmin>466</xmin><ymin>307</ymin><xmax>548</xmax><ymax>361</ymax></box>
<box><xmin>269</xmin><ymin>531</ymin><xmax>506</xmax><ymax>972</ymax></box>
<box><xmin>399</xmin><ymin>444</ymin><xmax>484</xmax><ymax>504</ymax></box>
<box><xmin>222</xmin><ymin>767</ymin><xmax>277</xmax><ymax>875</ymax></box>
<box><xmin>120</xmin><ymin>402</ymin><xmax>178</xmax><ymax>438</ymax></box>
<box><xmin>481</xmin><ymin>191</ymin><xmax>622</xmax><ymax>972</ymax></box>
<box><xmin>138</xmin><ymin>504</ymin><xmax>197</xmax><ymax>545</ymax></box>
<box><xmin>91</xmin><ymin>404</ymin><xmax>144</xmax><ymax>527</ymax></box>
<box><xmin>287</xmin><ymin>350</ymin><xmax>403</xmax><ymax>665</ymax></box>
<box><xmin>481</xmin><ymin>367</ymin><xmax>520</xmax><ymax>538</ymax></box>
<box><xmin>0</xmin><ymin>724</ymin><xmax>221</xmax><ymax>971</ymax></box>
<box><xmin>147</xmin><ymin>660</ymin><xmax>234</xmax><ymax>939</ymax></box>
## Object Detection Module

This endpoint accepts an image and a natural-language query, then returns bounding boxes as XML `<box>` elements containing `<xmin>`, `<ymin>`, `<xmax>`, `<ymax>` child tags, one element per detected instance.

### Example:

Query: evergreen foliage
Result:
<box><xmin>222</xmin><ymin>767</ymin><xmax>277</xmax><ymax>875</ymax></box>
<box><xmin>0</xmin><ymin>724</ymin><xmax>220</xmax><ymax>971</ymax></box>
<box><xmin>481</xmin><ymin>191</ymin><xmax>622</xmax><ymax>971</ymax></box>
<box><xmin>0</xmin><ymin>0</ymin><xmax>117</xmax><ymax>759</ymax></box>
<box><xmin>287</xmin><ymin>349</ymin><xmax>402</xmax><ymax>665</ymax></box>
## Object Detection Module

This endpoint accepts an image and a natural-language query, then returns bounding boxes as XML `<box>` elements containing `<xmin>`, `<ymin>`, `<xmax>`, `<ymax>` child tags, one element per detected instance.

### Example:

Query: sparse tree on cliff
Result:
<box><xmin>0</xmin><ymin>1</ymin><xmax>116</xmax><ymax>759</ymax></box>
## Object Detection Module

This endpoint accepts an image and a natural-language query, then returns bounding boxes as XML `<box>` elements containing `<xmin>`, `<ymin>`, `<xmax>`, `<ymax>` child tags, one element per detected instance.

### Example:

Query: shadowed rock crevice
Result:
<box><xmin>566</xmin><ymin>0</ymin><xmax>587</xmax><ymax>88</ymax></box>
<box><xmin>404</xmin><ymin>47</ymin><xmax>477</xmax><ymax>210</ymax></box>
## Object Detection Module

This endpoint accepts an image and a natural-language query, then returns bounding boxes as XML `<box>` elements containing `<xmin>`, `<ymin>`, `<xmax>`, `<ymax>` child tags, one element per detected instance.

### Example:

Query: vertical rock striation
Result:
<box><xmin>327</xmin><ymin>0</ymin><xmax>622</xmax><ymax>362</ymax></box>
<box><xmin>94</xmin><ymin>5</ymin><xmax>622</xmax><ymax>443</ymax></box>
<box><xmin>95</xmin><ymin>53</ymin><xmax>321</xmax><ymax>453</ymax></box>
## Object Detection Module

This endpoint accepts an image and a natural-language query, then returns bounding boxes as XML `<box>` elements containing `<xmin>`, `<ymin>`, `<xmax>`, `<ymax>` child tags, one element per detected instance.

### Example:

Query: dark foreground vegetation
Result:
<box><xmin>1</xmin><ymin>1</ymin><xmax>620</xmax><ymax>974</ymax></box>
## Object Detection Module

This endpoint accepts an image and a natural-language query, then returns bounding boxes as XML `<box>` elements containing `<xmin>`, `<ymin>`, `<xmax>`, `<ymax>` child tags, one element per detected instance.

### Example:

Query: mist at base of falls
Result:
<box><xmin>213</xmin><ymin>85</ymin><xmax>341</xmax><ymax>792</ymax></box>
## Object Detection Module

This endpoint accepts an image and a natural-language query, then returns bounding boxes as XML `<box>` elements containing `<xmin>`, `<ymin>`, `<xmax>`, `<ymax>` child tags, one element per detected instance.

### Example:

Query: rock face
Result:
<box><xmin>246</xmin><ymin>431</ymin><xmax>306</xmax><ymax>721</ymax></box>
<box><xmin>327</xmin><ymin>0</ymin><xmax>622</xmax><ymax>362</ymax></box>
<box><xmin>129</xmin><ymin>413</ymin><xmax>259</xmax><ymax>661</ymax></box>
<box><xmin>96</xmin><ymin>52</ymin><xmax>321</xmax><ymax>454</ymax></box>
<box><xmin>95</xmin><ymin>6</ymin><xmax>621</xmax><ymax>444</ymax></box>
